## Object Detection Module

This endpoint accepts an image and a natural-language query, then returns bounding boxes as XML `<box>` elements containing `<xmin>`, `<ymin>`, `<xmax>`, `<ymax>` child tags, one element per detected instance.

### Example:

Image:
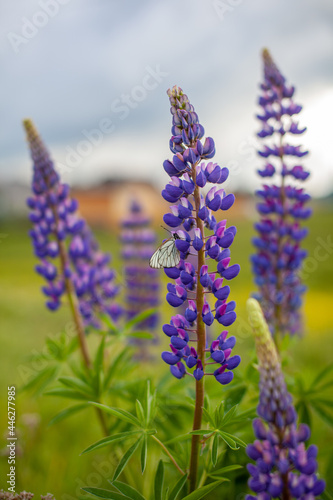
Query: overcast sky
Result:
<box><xmin>1</xmin><ymin>0</ymin><xmax>333</xmax><ymax>196</ymax></box>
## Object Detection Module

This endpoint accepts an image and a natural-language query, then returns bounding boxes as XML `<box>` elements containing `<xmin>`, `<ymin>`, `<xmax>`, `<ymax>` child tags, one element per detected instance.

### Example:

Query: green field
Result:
<box><xmin>0</xmin><ymin>201</ymin><xmax>332</xmax><ymax>498</ymax></box>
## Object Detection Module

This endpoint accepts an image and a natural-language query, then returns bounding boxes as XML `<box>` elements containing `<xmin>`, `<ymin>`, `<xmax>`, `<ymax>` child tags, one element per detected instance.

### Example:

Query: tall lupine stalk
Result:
<box><xmin>246</xmin><ymin>299</ymin><xmax>325</xmax><ymax>500</ymax></box>
<box><xmin>121</xmin><ymin>199</ymin><xmax>160</xmax><ymax>330</ymax></box>
<box><xmin>23</xmin><ymin>119</ymin><xmax>122</xmax><ymax>434</ymax></box>
<box><xmin>251</xmin><ymin>49</ymin><xmax>311</xmax><ymax>345</ymax></box>
<box><xmin>160</xmin><ymin>86</ymin><xmax>240</xmax><ymax>490</ymax></box>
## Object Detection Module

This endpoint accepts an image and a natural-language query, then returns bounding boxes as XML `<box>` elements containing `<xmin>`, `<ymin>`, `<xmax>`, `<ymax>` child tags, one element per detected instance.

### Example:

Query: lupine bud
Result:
<box><xmin>246</xmin><ymin>299</ymin><xmax>325</xmax><ymax>499</ymax></box>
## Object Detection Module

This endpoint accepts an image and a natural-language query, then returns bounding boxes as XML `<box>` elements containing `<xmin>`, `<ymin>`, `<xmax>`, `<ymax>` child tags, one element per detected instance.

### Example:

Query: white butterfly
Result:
<box><xmin>149</xmin><ymin>233</ymin><xmax>181</xmax><ymax>269</ymax></box>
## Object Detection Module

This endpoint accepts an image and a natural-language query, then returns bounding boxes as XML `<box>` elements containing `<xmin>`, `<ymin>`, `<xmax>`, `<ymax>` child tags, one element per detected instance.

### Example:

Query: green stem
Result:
<box><xmin>50</xmin><ymin>205</ymin><xmax>109</xmax><ymax>436</ymax></box>
<box><xmin>189</xmin><ymin>180</ymin><xmax>206</xmax><ymax>492</ymax></box>
<box><xmin>152</xmin><ymin>435</ymin><xmax>185</xmax><ymax>475</ymax></box>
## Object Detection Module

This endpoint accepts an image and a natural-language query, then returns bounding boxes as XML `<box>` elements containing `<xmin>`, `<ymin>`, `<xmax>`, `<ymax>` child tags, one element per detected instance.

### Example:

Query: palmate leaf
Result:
<box><xmin>82</xmin><ymin>488</ymin><xmax>130</xmax><ymax>500</ymax></box>
<box><xmin>112</xmin><ymin>481</ymin><xmax>146</xmax><ymax>500</ymax></box>
<box><xmin>81</xmin><ymin>430</ymin><xmax>141</xmax><ymax>455</ymax></box>
<box><xmin>181</xmin><ymin>479</ymin><xmax>228</xmax><ymax>500</ymax></box>
<box><xmin>154</xmin><ymin>460</ymin><xmax>164</xmax><ymax>500</ymax></box>
<box><xmin>48</xmin><ymin>403</ymin><xmax>89</xmax><ymax>426</ymax></box>
<box><xmin>113</xmin><ymin>435</ymin><xmax>144</xmax><ymax>481</ymax></box>
<box><xmin>168</xmin><ymin>473</ymin><xmax>188</xmax><ymax>500</ymax></box>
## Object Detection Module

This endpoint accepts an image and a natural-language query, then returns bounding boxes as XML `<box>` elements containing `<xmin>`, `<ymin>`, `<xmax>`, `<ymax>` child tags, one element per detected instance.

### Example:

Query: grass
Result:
<box><xmin>0</xmin><ymin>200</ymin><xmax>332</xmax><ymax>497</ymax></box>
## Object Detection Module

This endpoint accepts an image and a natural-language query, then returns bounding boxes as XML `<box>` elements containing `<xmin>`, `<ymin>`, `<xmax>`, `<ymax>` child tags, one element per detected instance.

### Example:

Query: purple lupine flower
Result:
<box><xmin>24</xmin><ymin>119</ymin><xmax>122</xmax><ymax>327</ymax></box>
<box><xmin>246</xmin><ymin>299</ymin><xmax>325</xmax><ymax>499</ymax></box>
<box><xmin>121</xmin><ymin>199</ymin><xmax>160</xmax><ymax>330</ymax></box>
<box><xmin>251</xmin><ymin>49</ymin><xmax>311</xmax><ymax>339</ymax></box>
<box><xmin>158</xmin><ymin>86</ymin><xmax>240</xmax><ymax>385</ymax></box>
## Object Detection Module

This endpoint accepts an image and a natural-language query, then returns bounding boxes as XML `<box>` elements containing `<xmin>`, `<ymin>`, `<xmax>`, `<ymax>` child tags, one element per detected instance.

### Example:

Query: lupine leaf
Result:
<box><xmin>221</xmin><ymin>404</ymin><xmax>238</xmax><ymax>426</ymax></box>
<box><xmin>48</xmin><ymin>403</ymin><xmax>89</xmax><ymax>426</ymax></box>
<box><xmin>103</xmin><ymin>348</ymin><xmax>129</xmax><ymax>391</ymax></box>
<box><xmin>58</xmin><ymin>376</ymin><xmax>94</xmax><ymax>396</ymax></box>
<box><xmin>208</xmin><ymin>464</ymin><xmax>243</xmax><ymax>477</ymax></box>
<box><xmin>112</xmin><ymin>481</ymin><xmax>146</xmax><ymax>500</ymax></box>
<box><xmin>113</xmin><ymin>436</ymin><xmax>143</xmax><ymax>481</ymax></box>
<box><xmin>311</xmin><ymin>398</ymin><xmax>333</xmax><ymax>409</ymax></box>
<box><xmin>189</xmin><ymin>429</ymin><xmax>213</xmax><ymax>436</ymax></box>
<box><xmin>219</xmin><ymin>430</ymin><xmax>246</xmax><ymax>448</ymax></box>
<box><xmin>154</xmin><ymin>460</ymin><xmax>164</xmax><ymax>500</ymax></box>
<box><xmin>311</xmin><ymin>402</ymin><xmax>333</xmax><ymax>427</ymax></box>
<box><xmin>89</xmin><ymin>402</ymin><xmax>141</xmax><ymax>427</ymax></box>
<box><xmin>309</xmin><ymin>363</ymin><xmax>333</xmax><ymax>391</ymax></box>
<box><xmin>136</xmin><ymin>400</ymin><xmax>145</xmax><ymax>426</ymax></box>
<box><xmin>181</xmin><ymin>479</ymin><xmax>228</xmax><ymax>499</ymax></box>
<box><xmin>140</xmin><ymin>434</ymin><xmax>148</xmax><ymax>473</ymax></box>
<box><xmin>218</xmin><ymin>431</ymin><xmax>238</xmax><ymax>450</ymax></box>
<box><xmin>81</xmin><ymin>431</ymin><xmax>141</xmax><ymax>455</ymax></box>
<box><xmin>202</xmin><ymin>407</ymin><xmax>215</xmax><ymax>427</ymax></box>
<box><xmin>44</xmin><ymin>387</ymin><xmax>90</xmax><ymax>400</ymax></box>
<box><xmin>82</xmin><ymin>488</ymin><xmax>130</xmax><ymax>500</ymax></box>
<box><xmin>124</xmin><ymin>308</ymin><xmax>157</xmax><ymax>331</ymax></box>
<box><xmin>20</xmin><ymin>365</ymin><xmax>59</xmax><ymax>393</ymax></box>
<box><xmin>214</xmin><ymin>402</ymin><xmax>224</xmax><ymax>428</ymax></box>
<box><xmin>296</xmin><ymin>401</ymin><xmax>312</xmax><ymax>428</ymax></box>
<box><xmin>127</xmin><ymin>331</ymin><xmax>153</xmax><ymax>339</ymax></box>
<box><xmin>94</xmin><ymin>336</ymin><xmax>106</xmax><ymax>373</ymax></box>
<box><xmin>212</xmin><ymin>433</ymin><xmax>219</xmax><ymax>467</ymax></box>
<box><xmin>167</xmin><ymin>473</ymin><xmax>188</xmax><ymax>500</ymax></box>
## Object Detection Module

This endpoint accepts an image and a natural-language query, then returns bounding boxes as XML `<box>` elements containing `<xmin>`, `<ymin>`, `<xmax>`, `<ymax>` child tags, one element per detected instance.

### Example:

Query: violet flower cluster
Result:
<box><xmin>121</xmin><ymin>199</ymin><xmax>159</xmax><ymax>329</ymax></box>
<box><xmin>24</xmin><ymin>119</ymin><xmax>122</xmax><ymax>327</ymax></box>
<box><xmin>160</xmin><ymin>86</ymin><xmax>240</xmax><ymax>385</ymax></box>
<box><xmin>246</xmin><ymin>299</ymin><xmax>325</xmax><ymax>499</ymax></box>
<box><xmin>251</xmin><ymin>49</ymin><xmax>311</xmax><ymax>338</ymax></box>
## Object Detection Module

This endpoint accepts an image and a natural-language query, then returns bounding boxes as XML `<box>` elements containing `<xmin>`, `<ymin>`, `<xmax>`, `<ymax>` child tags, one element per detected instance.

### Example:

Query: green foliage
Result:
<box><xmin>291</xmin><ymin>363</ymin><xmax>333</xmax><ymax>429</ymax></box>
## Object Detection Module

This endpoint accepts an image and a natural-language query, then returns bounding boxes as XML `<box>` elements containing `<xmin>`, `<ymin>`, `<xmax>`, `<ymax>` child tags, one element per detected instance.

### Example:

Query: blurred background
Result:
<box><xmin>0</xmin><ymin>0</ymin><xmax>332</xmax><ymax>498</ymax></box>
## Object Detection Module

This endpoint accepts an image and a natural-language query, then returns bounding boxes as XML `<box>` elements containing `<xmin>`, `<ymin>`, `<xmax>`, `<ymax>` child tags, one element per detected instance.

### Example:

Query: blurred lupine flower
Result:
<box><xmin>159</xmin><ymin>86</ymin><xmax>240</xmax><ymax>385</ymax></box>
<box><xmin>246</xmin><ymin>298</ymin><xmax>325</xmax><ymax>499</ymax></box>
<box><xmin>121</xmin><ymin>199</ymin><xmax>160</xmax><ymax>330</ymax></box>
<box><xmin>24</xmin><ymin>119</ymin><xmax>122</xmax><ymax>327</ymax></box>
<box><xmin>251</xmin><ymin>49</ymin><xmax>311</xmax><ymax>338</ymax></box>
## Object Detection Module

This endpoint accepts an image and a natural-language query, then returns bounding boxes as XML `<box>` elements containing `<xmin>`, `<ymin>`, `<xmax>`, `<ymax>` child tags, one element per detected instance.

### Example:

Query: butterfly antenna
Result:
<box><xmin>160</xmin><ymin>225</ymin><xmax>172</xmax><ymax>234</ymax></box>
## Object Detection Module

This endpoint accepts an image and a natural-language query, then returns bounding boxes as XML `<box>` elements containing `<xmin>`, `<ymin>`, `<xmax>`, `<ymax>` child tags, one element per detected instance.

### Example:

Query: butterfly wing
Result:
<box><xmin>149</xmin><ymin>236</ymin><xmax>181</xmax><ymax>269</ymax></box>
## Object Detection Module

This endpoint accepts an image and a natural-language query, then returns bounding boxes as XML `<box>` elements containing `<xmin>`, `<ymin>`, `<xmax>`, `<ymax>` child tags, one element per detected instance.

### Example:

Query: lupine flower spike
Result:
<box><xmin>246</xmin><ymin>298</ymin><xmax>325</xmax><ymax>499</ymax></box>
<box><xmin>24</xmin><ymin>119</ymin><xmax>122</xmax><ymax>332</ymax></box>
<box><xmin>251</xmin><ymin>49</ymin><xmax>311</xmax><ymax>342</ymax></box>
<box><xmin>121</xmin><ymin>199</ymin><xmax>160</xmax><ymax>330</ymax></box>
<box><xmin>155</xmin><ymin>86</ymin><xmax>240</xmax><ymax>490</ymax></box>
